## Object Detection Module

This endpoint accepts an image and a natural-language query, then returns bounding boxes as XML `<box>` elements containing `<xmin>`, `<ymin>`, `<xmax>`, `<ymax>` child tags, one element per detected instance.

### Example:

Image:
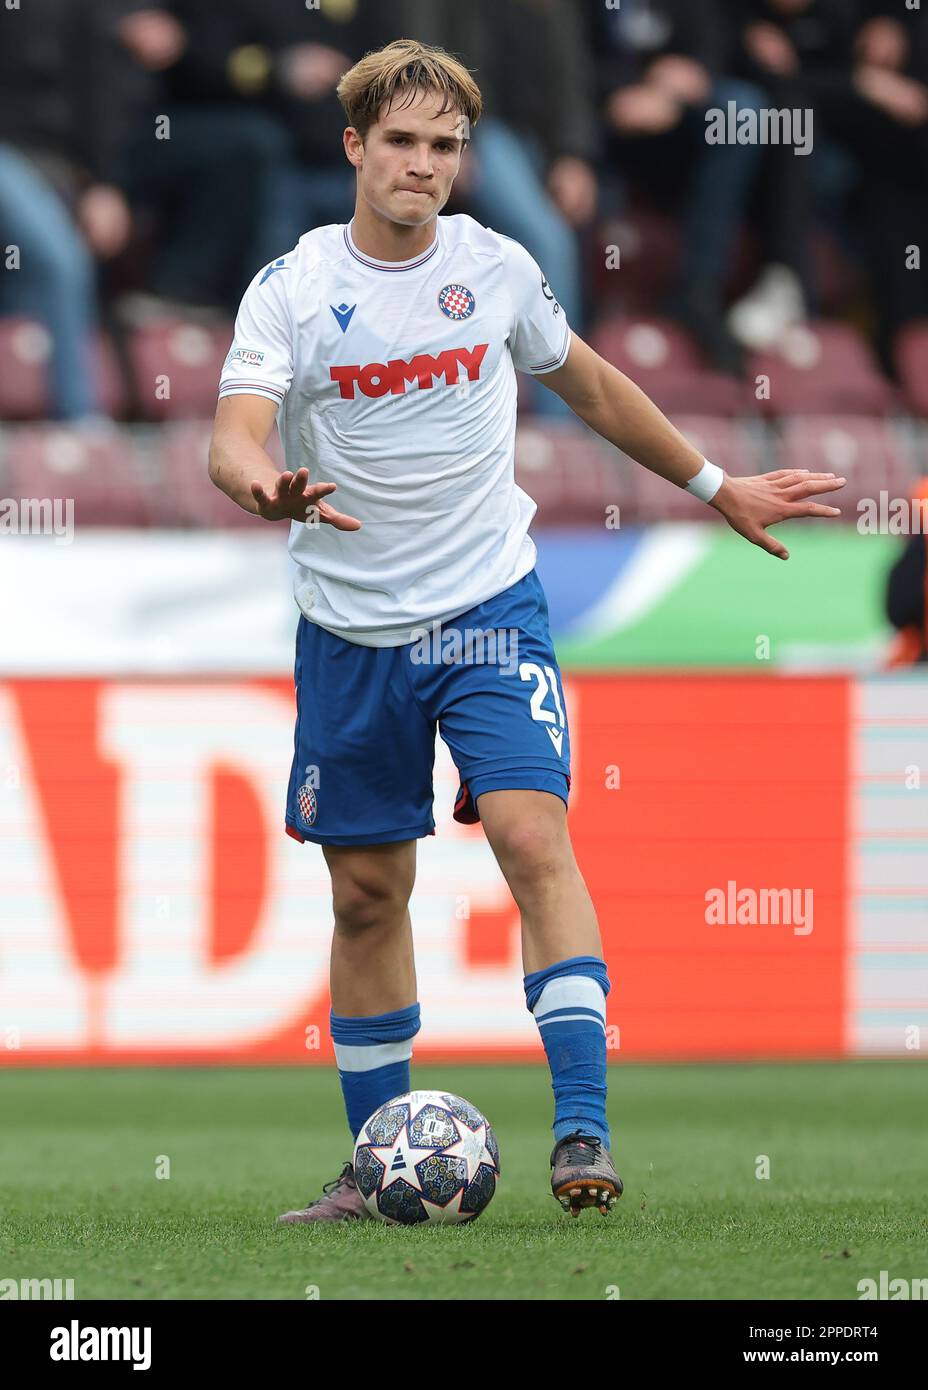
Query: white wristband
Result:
<box><xmin>684</xmin><ymin>458</ymin><xmax>725</xmax><ymax>503</ymax></box>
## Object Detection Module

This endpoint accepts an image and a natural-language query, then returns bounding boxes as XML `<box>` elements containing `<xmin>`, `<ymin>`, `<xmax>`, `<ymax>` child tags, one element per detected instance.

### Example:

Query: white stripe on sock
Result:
<box><xmin>333</xmin><ymin>1039</ymin><xmax>414</xmax><ymax>1073</ymax></box>
<box><xmin>532</xmin><ymin>974</ymin><xmax>606</xmax><ymax>1023</ymax></box>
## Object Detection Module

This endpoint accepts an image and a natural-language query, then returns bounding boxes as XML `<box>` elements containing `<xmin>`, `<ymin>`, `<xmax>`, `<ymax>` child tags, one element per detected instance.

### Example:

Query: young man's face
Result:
<box><xmin>346</xmin><ymin>88</ymin><xmax>467</xmax><ymax>228</ymax></box>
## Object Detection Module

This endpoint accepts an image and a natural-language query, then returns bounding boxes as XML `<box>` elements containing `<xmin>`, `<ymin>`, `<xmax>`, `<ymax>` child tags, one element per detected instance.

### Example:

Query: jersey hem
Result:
<box><xmin>218</xmin><ymin>383</ymin><xmax>286</xmax><ymax>403</ymax></box>
<box><xmin>454</xmin><ymin>755</ymin><xmax>570</xmax><ymax>780</ymax></box>
<box><xmin>526</xmin><ymin>325</ymin><xmax>572</xmax><ymax>375</ymax></box>
<box><xmin>294</xmin><ymin>559</ymin><xmax>539</xmax><ymax>647</ymax></box>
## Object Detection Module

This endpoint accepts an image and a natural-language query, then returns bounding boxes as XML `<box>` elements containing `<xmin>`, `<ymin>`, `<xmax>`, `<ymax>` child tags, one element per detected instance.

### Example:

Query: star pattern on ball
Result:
<box><xmin>441</xmin><ymin>1120</ymin><xmax>497</xmax><ymax>1183</ymax></box>
<box><xmin>405</xmin><ymin>1092</ymin><xmax>454</xmax><ymax>1121</ymax></box>
<box><xmin>419</xmin><ymin>1185</ymin><xmax>469</xmax><ymax>1223</ymax></box>
<box><xmin>365</xmin><ymin>1119</ymin><xmax>437</xmax><ymax>1194</ymax></box>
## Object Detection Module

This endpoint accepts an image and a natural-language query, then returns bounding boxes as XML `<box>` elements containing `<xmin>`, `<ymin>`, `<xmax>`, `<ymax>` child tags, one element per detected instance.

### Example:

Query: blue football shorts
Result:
<box><xmin>285</xmin><ymin>567</ymin><xmax>571</xmax><ymax>846</ymax></box>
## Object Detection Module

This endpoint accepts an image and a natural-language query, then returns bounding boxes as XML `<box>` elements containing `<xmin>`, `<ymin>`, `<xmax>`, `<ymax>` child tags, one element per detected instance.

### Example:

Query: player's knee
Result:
<box><xmin>331</xmin><ymin>866</ymin><xmax>413</xmax><ymax>935</ymax></box>
<box><xmin>493</xmin><ymin>820</ymin><xmax>570</xmax><ymax>890</ymax></box>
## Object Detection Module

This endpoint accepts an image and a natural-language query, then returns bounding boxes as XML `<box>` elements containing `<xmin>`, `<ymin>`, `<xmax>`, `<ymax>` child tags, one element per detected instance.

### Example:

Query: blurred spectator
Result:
<box><xmin>727</xmin><ymin>0</ymin><xmax>928</xmax><ymax>368</ymax></box>
<box><xmin>180</xmin><ymin>0</ymin><xmax>361</xmax><ymax>262</ymax></box>
<box><xmin>115</xmin><ymin>2</ymin><xmax>301</xmax><ymax>319</ymax></box>
<box><xmin>0</xmin><ymin>0</ymin><xmax>133</xmax><ymax>420</ymax></box>
<box><xmin>853</xmin><ymin>0</ymin><xmax>928</xmax><ymax>370</ymax></box>
<box><xmin>724</xmin><ymin>0</ymin><xmax>861</xmax><ymax>350</ymax></box>
<box><xmin>885</xmin><ymin>478</ymin><xmax>928</xmax><ymax>667</ymax></box>
<box><xmin>590</xmin><ymin>0</ymin><xmax>766</xmax><ymax>375</ymax></box>
<box><xmin>461</xmin><ymin>0</ymin><xmax>597</xmax><ymax>336</ymax></box>
<box><xmin>249</xmin><ymin>0</ymin><xmax>363</xmax><ymax>255</ymax></box>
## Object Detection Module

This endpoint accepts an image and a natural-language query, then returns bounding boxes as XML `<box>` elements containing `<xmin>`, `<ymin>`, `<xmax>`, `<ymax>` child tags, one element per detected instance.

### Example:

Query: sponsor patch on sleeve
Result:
<box><xmin>226</xmin><ymin>347</ymin><xmax>266</xmax><ymax>366</ymax></box>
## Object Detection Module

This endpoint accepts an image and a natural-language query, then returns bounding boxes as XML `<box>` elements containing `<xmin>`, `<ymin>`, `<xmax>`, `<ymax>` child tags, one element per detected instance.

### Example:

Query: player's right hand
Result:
<box><xmin>251</xmin><ymin>468</ymin><xmax>362</xmax><ymax>529</ymax></box>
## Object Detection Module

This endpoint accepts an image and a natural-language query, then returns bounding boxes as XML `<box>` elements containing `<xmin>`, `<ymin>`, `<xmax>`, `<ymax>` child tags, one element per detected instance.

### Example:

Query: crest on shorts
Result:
<box><xmin>438</xmin><ymin>283</ymin><xmax>476</xmax><ymax>320</ymax></box>
<box><xmin>296</xmin><ymin>784</ymin><xmax>317</xmax><ymax>825</ymax></box>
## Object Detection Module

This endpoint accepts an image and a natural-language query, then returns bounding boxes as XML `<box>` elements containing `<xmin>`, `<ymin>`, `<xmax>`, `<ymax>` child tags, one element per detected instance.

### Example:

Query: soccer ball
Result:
<box><xmin>353</xmin><ymin>1089</ymin><xmax>500</xmax><ymax>1224</ymax></box>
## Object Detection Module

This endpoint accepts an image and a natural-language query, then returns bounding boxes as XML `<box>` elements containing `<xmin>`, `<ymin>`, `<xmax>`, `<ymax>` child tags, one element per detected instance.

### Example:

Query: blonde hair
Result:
<box><xmin>337</xmin><ymin>38</ymin><xmax>482</xmax><ymax>141</ymax></box>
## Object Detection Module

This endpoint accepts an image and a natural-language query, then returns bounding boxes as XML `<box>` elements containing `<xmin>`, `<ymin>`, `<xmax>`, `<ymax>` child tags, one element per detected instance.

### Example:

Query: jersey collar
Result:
<box><xmin>343</xmin><ymin>219</ymin><xmax>441</xmax><ymax>272</ymax></box>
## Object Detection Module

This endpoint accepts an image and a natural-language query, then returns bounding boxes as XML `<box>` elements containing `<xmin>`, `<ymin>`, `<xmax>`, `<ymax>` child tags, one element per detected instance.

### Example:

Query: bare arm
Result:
<box><xmin>540</xmin><ymin>334</ymin><xmax>845</xmax><ymax>560</ymax></box>
<box><xmin>208</xmin><ymin>394</ymin><xmax>361</xmax><ymax>528</ymax></box>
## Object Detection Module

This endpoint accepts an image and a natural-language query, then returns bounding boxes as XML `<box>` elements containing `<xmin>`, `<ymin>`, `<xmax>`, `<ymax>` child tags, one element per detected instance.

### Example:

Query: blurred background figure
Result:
<box><xmin>114</xmin><ymin>1</ymin><xmax>403</xmax><ymax>322</ymax></box>
<box><xmin>725</xmin><ymin>0</ymin><xmax>928</xmax><ymax>371</ymax></box>
<box><xmin>723</xmin><ymin>0</ymin><xmax>862</xmax><ymax>352</ymax></box>
<box><xmin>851</xmin><ymin>0</ymin><xmax>928</xmax><ymax>373</ymax></box>
<box><xmin>588</xmin><ymin>0</ymin><xmax>765</xmax><ymax>375</ymax></box>
<box><xmin>0</xmin><ymin>0</ymin><xmax>133</xmax><ymax>420</ymax></box>
<box><xmin>885</xmin><ymin>477</ymin><xmax>928</xmax><ymax>668</ymax></box>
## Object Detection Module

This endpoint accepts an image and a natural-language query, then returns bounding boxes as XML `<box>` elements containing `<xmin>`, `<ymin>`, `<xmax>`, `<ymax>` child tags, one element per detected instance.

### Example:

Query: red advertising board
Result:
<box><xmin>0</xmin><ymin>677</ymin><xmax>849</xmax><ymax>1063</ymax></box>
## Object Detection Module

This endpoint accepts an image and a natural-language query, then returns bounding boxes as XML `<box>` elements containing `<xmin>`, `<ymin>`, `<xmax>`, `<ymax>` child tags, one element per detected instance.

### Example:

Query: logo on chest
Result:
<box><xmin>438</xmin><ymin>283</ymin><xmax>476</xmax><ymax>320</ymax></box>
<box><xmin>330</xmin><ymin>343</ymin><xmax>489</xmax><ymax>399</ymax></box>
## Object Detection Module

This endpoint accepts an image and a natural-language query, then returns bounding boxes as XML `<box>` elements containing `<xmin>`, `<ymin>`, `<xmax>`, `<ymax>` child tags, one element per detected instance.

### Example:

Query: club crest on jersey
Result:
<box><xmin>296</xmin><ymin>784</ymin><xmax>317</xmax><ymax>825</ymax></box>
<box><xmin>438</xmin><ymin>283</ymin><xmax>476</xmax><ymax>321</ymax></box>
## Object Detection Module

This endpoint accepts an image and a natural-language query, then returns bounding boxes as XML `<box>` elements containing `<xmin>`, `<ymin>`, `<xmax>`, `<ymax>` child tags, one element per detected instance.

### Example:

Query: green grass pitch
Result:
<box><xmin>1</xmin><ymin>1062</ymin><xmax>925</xmax><ymax>1301</ymax></box>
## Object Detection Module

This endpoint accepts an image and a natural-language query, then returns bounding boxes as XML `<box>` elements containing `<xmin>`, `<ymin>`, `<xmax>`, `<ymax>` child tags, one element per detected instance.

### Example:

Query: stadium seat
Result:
<box><xmin>125</xmin><ymin>320</ymin><xmax>233</xmax><ymax>421</ymax></box>
<box><xmin>811</xmin><ymin>228</ymin><xmax>863</xmax><ymax>317</ymax></box>
<box><xmin>515</xmin><ymin>421</ymin><xmax>635</xmax><ymax>525</ymax></box>
<box><xmin>590</xmin><ymin>208</ymin><xmax>682</xmax><ymax>315</ymax></box>
<box><xmin>775</xmin><ymin>416</ymin><xmax>917</xmax><ymax>514</ymax></box>
<box><xmin>589</xmin><ymin>313</ymin><xmax>755</xmax><ymax>417</ymax></box>
<box><xmin>156</xmin><ymin>421</ymin><xmax>285</xmax><ymax>528</ymax></box>
<box><xmin>157</xmin><ymin>422</ymin><xmax>239</xmax><ymax>527</ymax></box>
<box><xmin>0</xmin><ymin>317</ymin><xmax>126</xmax><ymax>421</ymax></box>
<box><xmin>1</xmin><ymin>424</ymin><xmax>156</xmax><ymax>526</ymax></box>
<box><xmin>749</xmin><ymin>321</ymin><xmax>897</xmax><ymax>417</ymax></box>
<box><xmin>894</xmin><ymin>320</ymin><xmax>928</xmax><ymax>418</ymax></box>
<box><xmin>0</xmin><ymin>317</ymin><xmax>49</xmax><ymax>419</ymax></box>
<box><xmin>95</xmin><ymin>335</ymin><xmax>129</xmax><ymax>419</ymax></box>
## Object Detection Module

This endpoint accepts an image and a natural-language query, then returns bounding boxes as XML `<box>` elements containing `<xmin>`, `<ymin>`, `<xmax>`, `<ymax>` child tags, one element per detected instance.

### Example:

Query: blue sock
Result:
<box><xmin>524</xmin><ymin>956</ymin><xmax>611</xmax><ymax>1150</ymax></box>
<box><xmin>330</xmin><ymin>1003</ymin><xmax>421</xmax><ymax>1140</ymax></box>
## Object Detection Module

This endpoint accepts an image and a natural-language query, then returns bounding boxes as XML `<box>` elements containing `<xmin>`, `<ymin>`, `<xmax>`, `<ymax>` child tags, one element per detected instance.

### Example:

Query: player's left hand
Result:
<box><xmin>709</xmin><ymin>469</ymin><xmax>845</xmax><ymax>561</ymax></box>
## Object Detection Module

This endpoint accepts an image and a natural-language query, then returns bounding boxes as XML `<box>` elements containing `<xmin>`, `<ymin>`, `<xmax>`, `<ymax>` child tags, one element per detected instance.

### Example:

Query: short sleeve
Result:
<box><xmin>218</xmin><ymin>258</ymin><xmax>294</xmax><ymax>406</ymax></box>
<box><xmin>500</xmin><ymin>236</ymin><xmax>571</xmax><ymax>375</ymax></box>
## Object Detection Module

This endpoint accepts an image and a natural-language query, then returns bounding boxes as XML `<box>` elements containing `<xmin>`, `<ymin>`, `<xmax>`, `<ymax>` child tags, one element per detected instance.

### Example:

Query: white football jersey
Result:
<box><xmin>217</xmin><ymin>214</ymin><xmax>571</xmax><ymax>646</ymax></box>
